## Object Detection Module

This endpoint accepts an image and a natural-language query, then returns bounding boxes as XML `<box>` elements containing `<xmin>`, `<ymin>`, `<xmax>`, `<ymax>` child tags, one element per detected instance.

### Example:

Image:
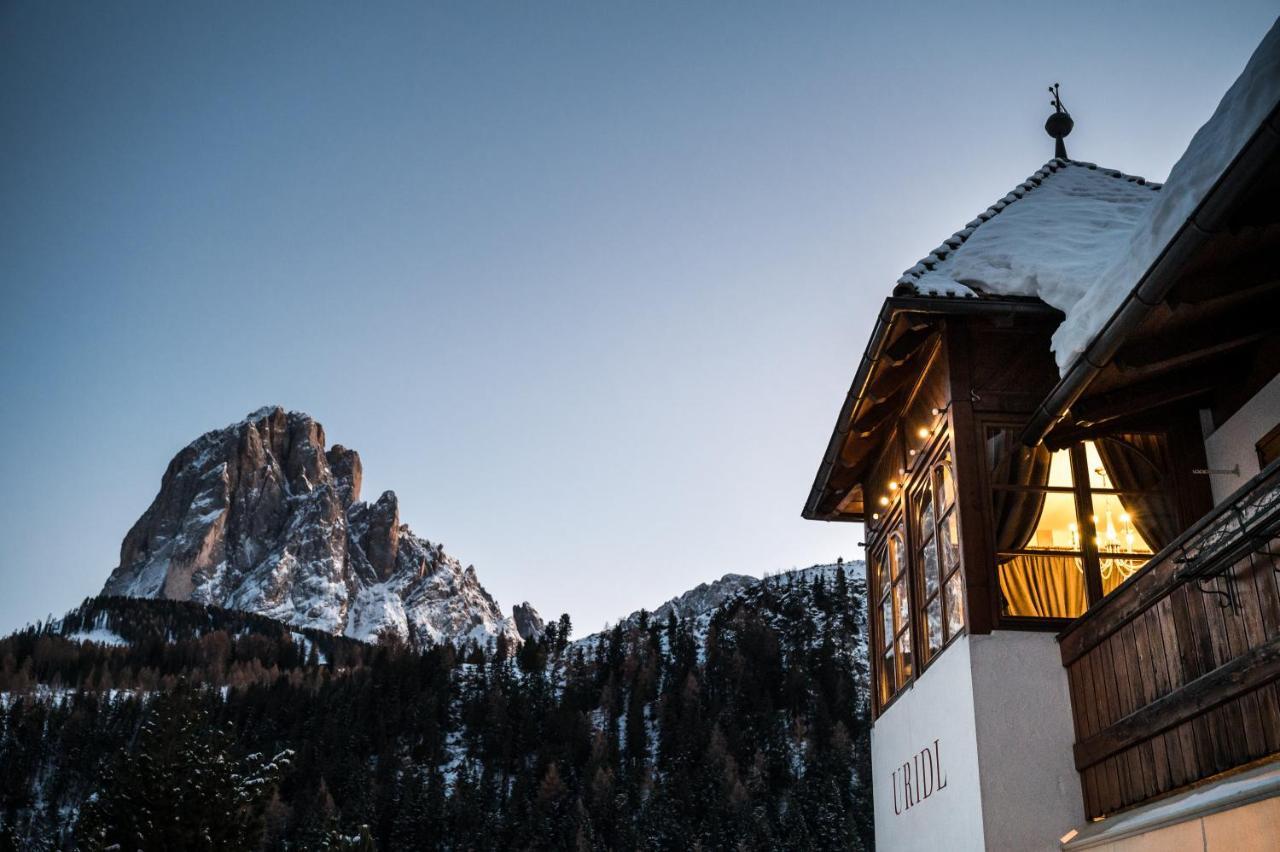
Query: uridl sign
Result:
<box><xmin>891</xmin><ymin>739</ymin><xmax>947</xmax><ymax>815</ymax></box>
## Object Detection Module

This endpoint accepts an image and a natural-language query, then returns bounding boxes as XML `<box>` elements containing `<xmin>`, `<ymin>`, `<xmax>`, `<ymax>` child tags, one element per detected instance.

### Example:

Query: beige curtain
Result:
<box><xmin>999</xmin><ymin>554</ymin><xmax>1087</xmax><ymax>618</ymax></box>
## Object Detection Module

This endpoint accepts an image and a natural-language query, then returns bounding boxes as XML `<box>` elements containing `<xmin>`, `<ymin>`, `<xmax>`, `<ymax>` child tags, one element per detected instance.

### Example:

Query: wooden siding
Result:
<box><xmin>1059</xmin><ymin>479</ymin><xmax>1280</xmax><ymax>819</ymax></box>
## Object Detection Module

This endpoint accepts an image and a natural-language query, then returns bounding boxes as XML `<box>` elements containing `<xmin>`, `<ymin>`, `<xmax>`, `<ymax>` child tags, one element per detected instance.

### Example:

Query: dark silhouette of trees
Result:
<box><xmin>0</xmin><ymin>570</ymin><xmax>872</xmax><ymax>850</ymax></box>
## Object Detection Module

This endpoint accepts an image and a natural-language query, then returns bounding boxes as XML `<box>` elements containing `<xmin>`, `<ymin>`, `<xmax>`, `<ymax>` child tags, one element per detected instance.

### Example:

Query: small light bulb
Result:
<box><xmin>879</xmin><ymin>496</ymin><xmax>890</xmax><ymax>506</ymax></box>
<box><xmin>917</xmin><ymin>427</ymin><xmax>930</xmax><ymax>439</ymax></box>
<box><xmin>1068</xmin><ymin>522</ymin><xmax>1077</xmax><ymax>532</ymax></box>
<box><xmin>872</xmin><ymin>513</ymin><xmax>880</xmax><ymax>520</ymax></box>
<box><xmin>888</xmin><ymin>481</ymin><xmax>898</xmax><ymax>491</ymax></box>
<box><xmin>931</xmin><ymin>407</ymin><xmax>941</xmax><ymax>416</ymax></box>
<box><xmin>908</xmin><ymin>448</ymin><xmax>917</xmax><ymax>457</ymax></box>
<box><xmin>1119</xmin><ymin>513</ymin><xmax>1131</xmax><ymax>524</ymax></box>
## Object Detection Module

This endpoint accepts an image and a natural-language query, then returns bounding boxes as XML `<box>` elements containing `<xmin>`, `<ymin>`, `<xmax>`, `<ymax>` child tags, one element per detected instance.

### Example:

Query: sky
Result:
<box><xmin>1</xmin><ymin>2</ymin><xmax>1276</xmax><ymax>638</ymax></box>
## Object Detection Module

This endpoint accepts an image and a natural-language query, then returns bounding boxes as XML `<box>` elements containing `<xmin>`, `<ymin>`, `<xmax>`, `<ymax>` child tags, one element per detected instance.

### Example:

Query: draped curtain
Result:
<box><xmin>999</xmin><ymin>554</ymin><xmax>1087</xmax><ymax>618</ymax></box>
<box><xmin>989</xmin><ymin>432</ymin><xmax>1053</xmax><ymax>560</ymax></box>
<box><xmin>1095</xmin><ymin>433</ymin><xmax>1179</xmax><ymax>550</ymax></box>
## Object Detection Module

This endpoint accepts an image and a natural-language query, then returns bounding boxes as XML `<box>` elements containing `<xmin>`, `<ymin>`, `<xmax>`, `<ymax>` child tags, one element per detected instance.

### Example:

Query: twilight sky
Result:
<box><xmin>1</xmin><ymin>2</ymin><xmax>1275</xmax><ymax>637</ymax></box>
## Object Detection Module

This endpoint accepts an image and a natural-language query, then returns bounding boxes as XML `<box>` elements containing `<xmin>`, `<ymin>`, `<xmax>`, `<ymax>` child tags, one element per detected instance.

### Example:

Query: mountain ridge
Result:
<box><xmin>102</xmin><ymin>406</ymin><xmax>537</xmax><ymax>648</ymax></box>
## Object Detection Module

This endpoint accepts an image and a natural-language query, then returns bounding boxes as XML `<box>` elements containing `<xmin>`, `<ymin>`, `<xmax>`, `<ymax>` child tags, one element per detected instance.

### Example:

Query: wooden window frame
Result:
<box><xmin>867</xmin><ymin>428</ymin><xmax>968</xmax><ymax>717</ymax></box>
<box><xmin>982</xmin><ymin>424</ymin><xmax>1171</xmax><ymax>628</ymax></box>
<box><xmin>912</xmin><ymin>438</ymin><xmax>965</xmax><ymax>670</ymax></box>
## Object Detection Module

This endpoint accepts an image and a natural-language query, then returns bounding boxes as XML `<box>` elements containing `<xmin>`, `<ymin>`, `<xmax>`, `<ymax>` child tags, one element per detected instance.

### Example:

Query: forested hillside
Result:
<box><xmin>0</xmin><ymin>566</ymin><xmax>872</xmax><ymax>850</ymax></box>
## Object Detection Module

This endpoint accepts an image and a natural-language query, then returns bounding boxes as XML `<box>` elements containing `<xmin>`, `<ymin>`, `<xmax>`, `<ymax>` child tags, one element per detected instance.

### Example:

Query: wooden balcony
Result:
<box><xmin>1058</xmin><ymin>459</ymin><xmax>1280</xmax><ymax>820</ymax></box>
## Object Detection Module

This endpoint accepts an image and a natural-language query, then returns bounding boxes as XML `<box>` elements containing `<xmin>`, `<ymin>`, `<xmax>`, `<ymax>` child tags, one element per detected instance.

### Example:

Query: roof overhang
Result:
<box><xmin>802</xmin><ymin>295</ymin><xmax>1059</xmax><ymax>522</ymax></box>
<box><xmin>1021</xmin><ymin>100</ymin><xmax>1280</xmax><ymax>448</ymax></box>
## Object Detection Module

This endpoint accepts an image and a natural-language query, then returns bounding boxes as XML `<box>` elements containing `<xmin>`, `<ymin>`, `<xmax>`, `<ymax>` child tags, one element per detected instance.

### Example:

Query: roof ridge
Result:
<box><xmin>893</xmin><ymin>159</ymin><xmax>1162</xmax><ymax>298</ymax></box>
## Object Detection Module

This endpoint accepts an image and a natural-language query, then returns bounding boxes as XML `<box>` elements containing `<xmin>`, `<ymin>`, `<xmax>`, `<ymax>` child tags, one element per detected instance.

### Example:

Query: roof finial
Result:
<box><xmin>1045</xmin><ymin>82</ymin><xmax>1074</xmax><ymax>160</ymax></box>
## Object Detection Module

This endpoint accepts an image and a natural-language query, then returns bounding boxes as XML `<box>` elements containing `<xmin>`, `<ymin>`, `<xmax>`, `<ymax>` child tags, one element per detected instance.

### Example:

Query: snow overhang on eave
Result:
<box><xmin>1020</xmin><ymin>97</ymin><xmax>1280</xmax><ymax>449</ymax></box>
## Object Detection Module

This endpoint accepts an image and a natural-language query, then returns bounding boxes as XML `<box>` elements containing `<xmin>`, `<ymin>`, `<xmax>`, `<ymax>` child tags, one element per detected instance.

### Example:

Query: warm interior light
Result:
<box><xmin>888</xmin><ymin>481</ymin><xmax>898</xmax><ymax>491</ymax></box>
<box><xmin>872</xmin><ymin>512</ymin><xmax>880</xmax><ymax>520</ymax></box>
<box><xmin>917</xmin><ymin>427</ymin><xmax>930</xmax><ymax>439</ymax></box>
<box><xmin>879</xmin><ymin>496</ymin><xmax>890</xmax><ymax>506</ymax></box>
<box><xmin>1060</xmin><ymin>829</ymin><xmax>1079</xmax><ymax>843</ymax></box>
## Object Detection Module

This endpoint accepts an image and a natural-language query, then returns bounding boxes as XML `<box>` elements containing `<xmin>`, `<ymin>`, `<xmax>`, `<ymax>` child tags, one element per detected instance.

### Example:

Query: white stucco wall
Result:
<box><xmin>1204</xmin><ymin>372</ymin><xmax>1280</xmax><ymax>504</ymax></box>
<box><xmin>969</xmin><ymin>632</ymin><xmax>1084</xmax><ymax>851</ymax></box>
<box><xmin>871</xmin><ymin>632</ymin><xmax>1083</xmax><ymax>851</ymax></box>
<box><xmin>871</xmin><ymin>636</ymin><xmax>987</xmax><ymax>852</ymax></box>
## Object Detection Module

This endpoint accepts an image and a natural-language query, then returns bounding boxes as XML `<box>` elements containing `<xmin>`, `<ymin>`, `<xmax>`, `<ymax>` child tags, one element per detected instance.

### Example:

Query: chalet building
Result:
<box><xmin>803</xmin><ymin>22</ymin><xmax>1280</xmax><ymax>852</ymax></box>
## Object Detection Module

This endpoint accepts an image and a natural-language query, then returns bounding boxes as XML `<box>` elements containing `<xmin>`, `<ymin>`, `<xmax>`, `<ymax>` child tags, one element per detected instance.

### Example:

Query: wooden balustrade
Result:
<box><xmin>1058</xmin><ymin>464</ymin><xmax>1280</xmax><ymax>820</ymax></box>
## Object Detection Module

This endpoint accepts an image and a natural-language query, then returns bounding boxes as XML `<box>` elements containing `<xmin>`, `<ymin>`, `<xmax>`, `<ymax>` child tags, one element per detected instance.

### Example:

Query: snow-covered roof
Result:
<box><xmin>893</xmin><ymin>158</ymin><xmax>1161</xmax><ymax>306</ymax></box>
<box><xmin>892</xmin><ymin>18</ymin><xmax>1280</xmax><ymax>375</ymax></box>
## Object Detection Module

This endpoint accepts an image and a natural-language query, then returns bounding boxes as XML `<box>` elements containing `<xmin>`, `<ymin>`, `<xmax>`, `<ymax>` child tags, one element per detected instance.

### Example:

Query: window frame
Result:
<box><xmin>867</xmin><ymin>426</ymin><xmax>967</xmax><ymax>716</ymax></box>
<box><xmin>982</xmin><ymin>423</ymin><xmax>1170</xmax><ymax>625</ymax></box>
<box><xmin>911</xmin><ymin>439</ymin><xmax>965</xmax><ymax>668</ymax></box>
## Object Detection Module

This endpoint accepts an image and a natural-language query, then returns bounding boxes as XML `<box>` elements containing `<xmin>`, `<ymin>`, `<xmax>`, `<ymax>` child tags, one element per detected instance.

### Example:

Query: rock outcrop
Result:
<box><xmin>103</xmin><ymin>406</ymin><xmax>529</xmax><ymax>647</ymax></box>
<box><xmin>511</xmin><ymin>602</ymin><xmax>545</xmax><ymax>640</ymax></box>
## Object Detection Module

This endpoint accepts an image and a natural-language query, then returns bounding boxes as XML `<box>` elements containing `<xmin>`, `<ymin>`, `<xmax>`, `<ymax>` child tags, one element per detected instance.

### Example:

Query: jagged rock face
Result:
<box><xmin>103</xmin><ymin>407</ymin><xmax>524</xmax><ymax>647</ymax></box>
<box><xmin>511</xmin><ymin>602</ymin><xmax>545</xmax><ymax>640</ymax></box>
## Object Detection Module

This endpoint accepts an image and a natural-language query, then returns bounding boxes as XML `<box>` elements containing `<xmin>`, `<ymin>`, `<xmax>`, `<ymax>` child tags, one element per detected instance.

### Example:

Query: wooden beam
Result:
<box><xmin>1115</xmin><ymin>291</ymin><xmax>1280</xmax><ymax>373</ymax></box>
<box><xmin>1070</xmin><ymin>367</ymin><xmax>1218</xmax><ymax>429</ymax></box>
<box><xmin>1072</xmin><ymin>634</ymin><xmax>1280</xmax><ymax>771</ymax></box>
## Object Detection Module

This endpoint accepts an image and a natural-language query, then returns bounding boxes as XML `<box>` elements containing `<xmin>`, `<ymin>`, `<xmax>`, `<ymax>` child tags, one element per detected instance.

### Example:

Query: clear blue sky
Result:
<box><xmin>2</xmin><ymin>2</ymin><xmax>1275</xmax><ymax>636</ymax></box>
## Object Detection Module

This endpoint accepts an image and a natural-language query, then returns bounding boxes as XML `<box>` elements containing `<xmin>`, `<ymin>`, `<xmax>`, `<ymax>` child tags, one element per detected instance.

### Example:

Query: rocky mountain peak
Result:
<box><xmin>102</xmin><ymin>407</ymin><xmax>533</xmax><ymax>647</ymax></box>
<box><xmin>511</xmin><ymin>602</ymin><xmax>545</xmax><ymax>640</ymax></box>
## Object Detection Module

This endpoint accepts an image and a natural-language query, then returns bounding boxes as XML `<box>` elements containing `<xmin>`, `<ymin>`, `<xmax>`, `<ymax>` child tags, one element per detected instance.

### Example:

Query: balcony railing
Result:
<box><xmin>1058</xmin><ymin>458</ymin><xmax>1280</xmax><ymax>820</ymax></box>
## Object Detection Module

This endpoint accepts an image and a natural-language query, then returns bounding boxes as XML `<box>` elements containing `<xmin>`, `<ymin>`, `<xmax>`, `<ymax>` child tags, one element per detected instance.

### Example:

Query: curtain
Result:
<box><xmin>1095</xmin><ymin>433</ymin><xmax>1179</xmax><ymax>550</ymax></box>
<box><xmin>989</xmin><ymin>431</ymin><xmax>1053</xmax><ymax>561</ymax></box>
<box><xmin>999</xmin><ymin>554</ymin><xmax>1087</xmax><ymax>618</ymax></box>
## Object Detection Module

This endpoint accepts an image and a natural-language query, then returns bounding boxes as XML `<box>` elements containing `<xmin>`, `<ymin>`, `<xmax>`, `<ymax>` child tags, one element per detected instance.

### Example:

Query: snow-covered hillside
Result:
<box><xmin>582</xmin><ymin>560</ymin><xmax>867</xmax><ymax>651</ymax></box>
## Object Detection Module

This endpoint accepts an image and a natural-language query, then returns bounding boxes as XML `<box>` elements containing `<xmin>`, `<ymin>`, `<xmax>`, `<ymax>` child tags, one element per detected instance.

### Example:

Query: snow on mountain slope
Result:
<box><xmin>583</xmin><ymin>560</ymin><xmax>866</xmax><ymax>648</ymax></box>
<box><xmin>102</xmin><ymin>407</ymin><xmax>536</xmax><ymax>648</ymax></box>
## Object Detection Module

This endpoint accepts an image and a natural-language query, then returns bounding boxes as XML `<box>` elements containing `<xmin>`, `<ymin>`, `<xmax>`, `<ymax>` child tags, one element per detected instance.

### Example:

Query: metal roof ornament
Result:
<box><xmin>1045</xmin><ymin>82</ymin><xmax>1074</xmax><ymax>160</ymax></box>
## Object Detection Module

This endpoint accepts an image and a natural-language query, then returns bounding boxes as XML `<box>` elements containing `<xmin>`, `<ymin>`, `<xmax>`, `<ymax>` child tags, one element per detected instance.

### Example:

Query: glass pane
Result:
<box><xmin>889</xmin><ymin>532</ymin><xmax>906</xmax><ymax>580</ymax></box>
<box><xmin>1100</xmin><ymin>557</ymin><xmax>1146</xmax><ymax>595</ymax></box>
<box><xmin>926</xmin><ymin>596</ymin><xmax>943</xmax><ymax>654</ymax></box>
<box><xmin>919</xmin><ymin>489</ymin><xmax>935</xmax><ymax>542</ymax></box>
<box><xmin>991</xmin><ymin>490</ymin><xmax>1081</xmax><ymax>551</ymax></box>
<box><xmin>997</xmin><ymin>554</ymin><xmax>1086</xmax><ymax>618</ymax></box>
<box><xmin>876</xmin><ymin>552</ymin><xmax>890</xmax><ymax>592</ymax></box>
<box><xmin>894</xmin><ymin>577</ymin><xmax>910</xmax><ymax>632</ymax></box>
<box><xmin>896</xmin><ymin>633</ymin><xmax>913</xmax><ymax>681</ymax></box>
<box><xmin>939</xmin><ymin>509</ymin><xmax>960</xmax><ymax>571</ymax></box>
<box><xmin>922</xmin><ymin>536</ymin><xmax>940</xmax><ymax>598</ymax></box>
<box><xmin>1089</xmin><ymin>492</ymin><xmax>1154</xmax><ymax>556</ymax></box>
<box><xmin>882</xmin><ymin>650</ymin><xmax>896</xmax><ymax>697</ymax></box>
<box><xmin>934</xmin><ymin>457</ymin><xmax>956</xmax><ymax>511</ymax></box>
<box><xmin>987</xmin><ymin>427</ymin><xmax>1072</xmax><ymax>488</ymax></box>
<box><xmin>1047</xmin><ymin>448</ymin><xmax>1074</xmax><ymax>487</ymax></box>
<box><xmin>881</xmin><ymin>601</ymin><xmax>894</xmax><ymax>651</ymax></box>
<box><xmin>944</xmin><ymin>572</ymin><xmax>964</xmax><ymax>637</ymax></box>
<box><xmin>1084</xmin><ymin>440</ymin><xmax>1110</xmax><ymax>490</ymax></box>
